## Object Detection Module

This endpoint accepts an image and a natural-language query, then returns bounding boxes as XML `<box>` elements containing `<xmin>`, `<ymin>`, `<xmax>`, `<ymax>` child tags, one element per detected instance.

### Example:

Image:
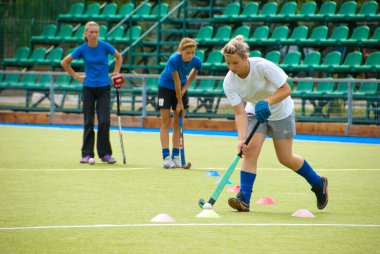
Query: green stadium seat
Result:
<box><xmin>99</xmin><ymin>25</ymin><xmax>108</xmax><ymax>41</ymax></box>
<box><xmin>299</xmin><ymin>25</ymin><xmax>328</xmax><ymax>46</ymax></box>
<box><xmin>195</xmin><ymin>49</ymin><xmax>205</xmax><ymax>62</ymax></box>
<box><xmin>315</xmin><ymin>51</ymin><xmax>342</xmax><ymax>71</ymax></box>
<box><xmin>232</xmin><ymin>2</ymin><xmax>259</xmax><ymax>21</ymax></box>
<box><xmin>320</xmin><ymin>25</ymin><xmax>349</xmax><ymax>46</ymax></box>
<box><xmin>189</xmin><ymin>79</ymin><xmax>218</xmax><ymax>113</ymax></box>
<box><xmin>341</xmin><ymin>25</ymin><xmax>370</xmax><ymax>46</ymax></box>
<box><xmin>36</xmin><ymin>47</ymin><xmax>63</xmax><ymax>66</ymax></box>
<box><xmin>355</xmin><ymin>1</ymin><xmax>379</xmax><ymax>21</ymax></box>
<box><xmin>131</xmin><ymin>3</ymin><xmax>152</xmax><ymax>20</ymax></box>
<box><xmin>286</xmin><ymin>26</ymin><xmax>308</xmax><ymax>44</ymax></box>
<box><xmin>227</xmin><ymin>25</ymin><xmax>250</xmax><ymax>43</ymax></box>
<box><xmin>195</xmin><ymin>26</ymin><xmax>213</xmax><ymax>44</ymax></box>
<box><xmin>2</xmin><ymin>73</ymin><xmax>20</xmax><ymax>89</ymax></box>
<box><xmin>17</xmin><ymin>73</ymin><xmax>37</xmax><ymax>89</ymax></box>
<box><xmin>270</xmin><ymin>1</ymin><xmax>297</xmax><ymax>22</ymax></box>
<box><xmin>249</xmin><ymin>50</ymin><xmax>262</xmax><ymax>58</ymax></box>
<box><xmin>250</xmin><ymin>2</ymin><xmax>278</xmax><ymax>21</ymax></box>
<box><xmin>141</xmin><ymin>2</ymin><xmax>169</xmax><ymax>20</ymax></box>
<box><xmin>265</xmin><ymin>25</ymin><xmax>289</xmax><ymax>45</ymax></box>
<box><xmin>55</xmin><ymin>75</ymin><xmax>72</xmax><ymax>91</ymax></box>
<box><xmin>189</xmin><ymin>79</ymin><xmax>216</xmax><ymax>97</ymax></box>
<box><xmin>93</xmin><ymin>3</ymin><xmax>118</xmax><ymax>20</ymax></box>
<box><xmin>64</xmin><ymin>25</ymin><xmax>85</xmax><ymax>43</ymax></box>
<box><xmin>264</xmin><ymin>50</ymin><xmax>281</xmax><ymax>65</ymax></box>
<box><xmin>330</xmin><ymin>1</ymin><xmax>357</xmax><ymax>21</ymax></box>
<box><xmin>325</xmin><ymin>80</ymin><xmax>350</xmax><ymax>99</ymax></box>
<box><xmin>108</xmin><ymin>3</ymin><xmax>135</xmax><ymax>22</ymax></box>
<box><xmin>293</xmin><ymin>51</ymin><xmax>321</xmax><ymax>71</ymax></box>
<box><xmin>3</xmin><ymin>47</ymin><xmax>30</xmax><ymax>67</ymax></box>
<box><xmin>74</xmin><ymin>3</ymin><xmax>101</xmax><ymax>21</ymax></box>
<box><xmin>308</xmin><ymin>79</ymin><xmax>335</xmax><ymax>97</ymax></box>
<box><xmin>334</xmin><ymin>51</ymin><xmax>362</xmax><ymax>72</ymax></box>
<box><xmin>246</xmin><ymin>25</ymin><xmax>269</xmax><ymax>45</ymax></box>
<box><xmin>131</xmin><ymin>77</ymin><xmax>158</xmax><ymax>110</ymax></box>
<box><xmin>31</xmin><ymin>24</ymin><xmax>57</xmax><ymax>43</ymax></box>
<box><xmin>58</xmin><ymin>3</ymin><xmax>84</xmax><ymax>21</ymax></box>
<box><xmin>106</xmin><ymin>26</ymin><xmax>125</xmax><ymax>43</ymax></box>
<box><xmin>289</xmin><ymin>1</ymin><xmax>317</xmax><ymax>21</ymax></box>
<box><xmin>291</xmin><ymin>80</ymin><xmax>314</xmax><ymax>97</ymax></box>
<box><xmin>214</xmin><ymin>2</ymin><xmax>240</xmax><ymax>21</ymax></box>
<box><xmin>202</xmin><ymin>50</ymin><xmax>223</xmax><ymax>69</ymax></box>
<box><xmin>353</xmin><ymin>80</ymin><xmax>378</xmax><ymax>99</ymax></box>
<box><xmin>309</xmin><ymin>1</ymin><xmax>336</xmax><ymax>21</ymax></box>
<box><xmin>355</xmin><ymin>51</ymin><xmax>380</xmax><ymax>72</ymax></box>
<box><xmin>364</xmin><ymin>27</ymin><xmax>380</xmax><ymax>46</ymax></box>
<box><xmin>19</xmin><ymin>47</ymin><xmax>46</xmax><ymax>66</ymax></box>
<box><xmin>203</xmin><ymin>25</ymin><xmax>231</xmax><ymax>45</ymax></box>
<box><xmin>279</xmin><ymin>51</ymin><xmax>301</xmax><ymax>71</ymax></box>
<box><xmin>115</xmin><ymin>25</ymin><xmax>142</xmax><ymax>44</ymax></box>
<box><xmin>49</xmin><ymin>24</ymin><xmax>73</xmax><ymax>43</ymax></box>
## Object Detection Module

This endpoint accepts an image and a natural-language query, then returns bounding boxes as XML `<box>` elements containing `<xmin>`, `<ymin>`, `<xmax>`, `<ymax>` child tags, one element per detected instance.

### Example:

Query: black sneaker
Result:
<box><xmin>311</xmin><ymin>176</ymin><xmax>329</xmax><ymax>210</ymax></box>
<box><xmin>228</xmin><ymin>191</ymin><xmax>250</xmax><ymax>212</ymax></box>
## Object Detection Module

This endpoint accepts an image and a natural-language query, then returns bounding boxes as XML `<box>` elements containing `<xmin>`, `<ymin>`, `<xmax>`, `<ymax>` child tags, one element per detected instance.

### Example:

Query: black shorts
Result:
<box><xmin>157</xmin><ymin>86</ymin><xmax>189</xmax><ymax>110</ymax></box>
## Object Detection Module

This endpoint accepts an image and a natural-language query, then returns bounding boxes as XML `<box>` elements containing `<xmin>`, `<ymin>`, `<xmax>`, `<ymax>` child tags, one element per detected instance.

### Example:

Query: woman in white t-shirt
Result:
<box><xmin>222</xmin><ymin>36</ymin><xmax>328</xmax><ymax>212</ymax></box>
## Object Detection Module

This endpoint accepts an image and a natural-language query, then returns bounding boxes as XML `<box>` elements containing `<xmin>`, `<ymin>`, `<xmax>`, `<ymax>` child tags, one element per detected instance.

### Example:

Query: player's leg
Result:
<box><xmin>158</xmin><ymin>86</ymin><xmax>175</xmax><ymax>168</ymax></box>
<box><xmin>270</xmin><ymin>113</ymin><xmax>328</xmax><ymax>209</ymax></box>
<box><xmin>228</xmin><ymin>115</ymin><xmax>267</xmax><ymax>212</ymax></box>
<box><xmin>96</xmin><ymin>86</ymin><xmax>116</xmax><ymax>164</ymax></box>
<box><xmin>80</xmin><ymin>87</ymin><xmax>96</xmax><ymax>163</ymax></box>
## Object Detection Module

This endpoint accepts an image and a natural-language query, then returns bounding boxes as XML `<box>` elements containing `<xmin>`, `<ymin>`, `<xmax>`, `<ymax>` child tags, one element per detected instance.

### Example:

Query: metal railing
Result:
<box><xmin>0</xmin><ymin>70</ymin><xmax>379</xmax><ymax>134</ymax></box>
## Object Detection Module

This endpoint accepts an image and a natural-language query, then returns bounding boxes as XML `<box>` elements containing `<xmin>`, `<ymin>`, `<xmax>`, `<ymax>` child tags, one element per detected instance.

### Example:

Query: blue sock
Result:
<box><xmin>240</xmin><ymin>171</ymin><xmax>256</xmax><ymax>205</ymax></box>
<box><xmin>296</xmin><ymin>160</ymin><xmax>323</xmax><ymax>187</ymax></box>
<box><xmin>172</xmin><ymin>148</ymin><xmax>179</xmax><ymax>158</ymax></box>
<box><xmin>162</xmin><ymin>148</ymin><xmax>170</xmax><ymax>159</ymax></box>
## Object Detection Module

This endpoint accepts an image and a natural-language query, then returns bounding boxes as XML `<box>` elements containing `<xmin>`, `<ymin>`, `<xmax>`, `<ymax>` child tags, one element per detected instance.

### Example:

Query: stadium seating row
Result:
<box><xmin>214</xmin><ymin>1</ymin><xmax>379</xmax><ymax>22</ymax></box>
<box><xmin>58</xmin><ymin>2</ymin><xmax>168</xmax><ymax>22</ymax></box>
<box><xmin>195</xmin><ymin>25</ymin><xmax>380</xmax><ymax>46</ymax></box>
<box><xmin>31</xmin><ymin>24</ymin><xmax>142</xmax><ymax>45</ymax></box>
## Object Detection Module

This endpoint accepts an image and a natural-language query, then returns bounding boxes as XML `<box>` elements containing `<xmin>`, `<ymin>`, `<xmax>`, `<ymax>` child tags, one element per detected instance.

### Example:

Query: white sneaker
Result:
<box><xmin>172</xmin><ymin>156</ymin><xmax>182</xmax><ymax>168</ymax></box>
<box><xmin>163</xmin><ymin>156</ymin><xmax>175</xmax><ymax>169</ymax></box>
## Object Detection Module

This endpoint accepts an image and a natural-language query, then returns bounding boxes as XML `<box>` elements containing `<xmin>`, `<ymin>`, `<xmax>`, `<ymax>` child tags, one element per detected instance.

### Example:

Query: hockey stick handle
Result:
<box><xmin>237</xmin><ymin>121</ymin><xmax>260</xmax><ymax>157</ymax></box>
<box><xmin>116</xmin><ymin>89</ymin><xmax>121</xmax><ymax>116</ymax></box>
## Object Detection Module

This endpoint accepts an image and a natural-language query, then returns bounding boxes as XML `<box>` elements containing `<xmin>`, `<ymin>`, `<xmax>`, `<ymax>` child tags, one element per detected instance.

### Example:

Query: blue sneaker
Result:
<box><xmin>101</xmin><ymin>154</ymin><xmax>117</xmax><ymax>164</ymax></box>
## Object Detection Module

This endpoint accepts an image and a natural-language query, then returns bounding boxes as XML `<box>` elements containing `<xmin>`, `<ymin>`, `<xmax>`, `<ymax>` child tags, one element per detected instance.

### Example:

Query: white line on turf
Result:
<box><xmin>1</xmin><ymin>168</ymin><xmax>380</xmax><ymax>172</ymax></box>
<box><xmin>1</xmin><ymin>223</ymin><xmax>380</xmax><ymax>230</ymax></box>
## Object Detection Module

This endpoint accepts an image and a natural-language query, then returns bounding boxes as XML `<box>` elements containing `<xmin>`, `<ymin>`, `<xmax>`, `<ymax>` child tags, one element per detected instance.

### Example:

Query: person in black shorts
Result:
<box><xmin>157</xmin><ymin>38</ymin><xmax>202</xmax><ymax>168</ymax></box>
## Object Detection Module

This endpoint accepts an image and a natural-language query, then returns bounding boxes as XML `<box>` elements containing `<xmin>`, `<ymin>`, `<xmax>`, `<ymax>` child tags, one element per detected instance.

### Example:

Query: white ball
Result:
<box><xmin>88</xmin><ymin>158</ymin><xmax>95</xmax><ymax>165</ymax></box>
<box><xmin>203</xmin><ymin>203</ymin><xmax>213</xmax><ymax>210</ymax></box>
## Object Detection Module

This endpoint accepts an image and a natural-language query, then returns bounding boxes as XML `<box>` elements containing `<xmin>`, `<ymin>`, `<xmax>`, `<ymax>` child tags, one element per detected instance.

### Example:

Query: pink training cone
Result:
<box><xmin>291</xmin><ymin>209</ymin><xmax>315</xmax><ymax>218</ymax></box>
<box><xmin>255</xmin><ymin>197</ymin><xmax>277</xmax><ymax>205</ymax></box>
<box><xmin>150</xmin><ymin>213</ymin><xmax>176</xmax><ymax>223</ymax></box>
<box><xmin>227</xmin><ymin>185</ymin><xmax>240</xmax><ymax>193</ymax></box>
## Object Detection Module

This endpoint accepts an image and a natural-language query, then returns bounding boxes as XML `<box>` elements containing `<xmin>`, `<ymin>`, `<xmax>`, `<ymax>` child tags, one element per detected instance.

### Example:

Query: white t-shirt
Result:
<box><xmin>223</xmin><ymin>57</ymin><xmax>294</xmax><ymax>121</ymax></box>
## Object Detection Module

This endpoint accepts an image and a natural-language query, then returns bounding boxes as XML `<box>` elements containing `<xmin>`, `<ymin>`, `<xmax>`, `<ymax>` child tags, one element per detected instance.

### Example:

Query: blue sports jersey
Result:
<box><xmin>71</xmin><ymin>41</ymin><xmax>116</xmax><ymax>88</ymax></box>
<box><xmin>159</xmin><ymin>53</ymin><xmax>202</xmax><ymax>90</ymax></box>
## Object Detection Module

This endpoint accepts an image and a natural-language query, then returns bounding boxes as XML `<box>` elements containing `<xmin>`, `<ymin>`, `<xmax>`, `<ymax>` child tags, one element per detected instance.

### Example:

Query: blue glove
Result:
<box><xmin>255</xmin><ymin>101</ymin><xmax>271</xmax><ymax>123</ymax></box>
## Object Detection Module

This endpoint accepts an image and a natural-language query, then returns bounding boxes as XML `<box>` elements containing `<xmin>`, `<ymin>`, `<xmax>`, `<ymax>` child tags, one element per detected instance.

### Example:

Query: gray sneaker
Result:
<box><xmin>80</xmin><ymin>155</ymin><xmax>91</xmax><ymax>164</ymax></box>
<box><xmin>172</xmin><ymin>156</ymin><xmax>182</xmax><ymax>168</ymax></box>
<box><xmin>101</xmin><ymin>154</ymin><xmax>117</xmax><ymax>164</ymax></box>
<box><xmin>163</xmin><ymin>156</ymin><xmax>175</xmax><ymax>169</ymax></box>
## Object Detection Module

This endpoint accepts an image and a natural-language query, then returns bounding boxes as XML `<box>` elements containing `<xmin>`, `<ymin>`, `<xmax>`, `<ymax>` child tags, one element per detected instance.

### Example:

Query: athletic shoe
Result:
<box><xmin>172</xmin><ymin>156</ymin><xmax>182</xmax><ymax>168</ymax></box>
<box><xmin>101</xmin><ymin>154</ymin><xmax>117</xmax><ymax>164</ymax></box>
<box><xmin>311</xmin><ymin>176</ymin><xmax>329</xmax><ymax>210</ymax></box>
<box><xmin>80</xmin><ymin>155</ymin><xmax>92</xmax><ymax>164</ymax></box>
<box><xmin>163</xmin><ymin>156</ymin><xmax>175</xmax><ymax>169</ymax></box>
<box><xmin>228</xmin><ymin>191</ymin><xmax>250</xmax><ymax>212</ymax></box>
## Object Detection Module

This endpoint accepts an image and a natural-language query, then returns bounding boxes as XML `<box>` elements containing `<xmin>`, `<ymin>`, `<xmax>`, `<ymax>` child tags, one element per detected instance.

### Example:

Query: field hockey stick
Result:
<box><xmin>198</xmin><ymin>121</ymin><xmax>260</xmax><ymax>209</ymax></box>
<box><xmin>179</xmin><ymin>112</ymin><xmax>191</xmax><ymax>169</ymax></box>
<box><xmin>116</xmin><ymin>88</ymin><xmax>126</xmax><ymax>164</ymax></box>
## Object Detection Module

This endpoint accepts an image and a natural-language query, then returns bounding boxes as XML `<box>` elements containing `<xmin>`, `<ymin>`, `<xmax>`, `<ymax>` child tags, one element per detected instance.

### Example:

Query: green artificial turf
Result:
<box><xmin>0</xmin><ymin>126</ymin><xmax>379</xmax><ymax>254</ymax></box>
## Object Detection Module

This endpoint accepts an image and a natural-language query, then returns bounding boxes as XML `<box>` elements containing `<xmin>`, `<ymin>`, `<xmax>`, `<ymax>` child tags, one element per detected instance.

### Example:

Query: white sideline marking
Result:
<box><xmin>1</xmin><ymin>168</ymin><xmax>380</xmax><ymax>172</ymax></box>
<box><xmin>1</xmin><ymin>223</ymin><xmax>379</xmax><ymax>231</ymax></box>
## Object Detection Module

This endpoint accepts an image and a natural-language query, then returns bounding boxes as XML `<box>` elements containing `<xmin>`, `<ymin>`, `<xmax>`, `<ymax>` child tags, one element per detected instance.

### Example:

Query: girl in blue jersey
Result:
<box><xmin>61</xmin><ymin>21</ymin><xmax>123</xmax><ymax>164</ymax></box>
<box><xmin>158</xmin><ymin>38</ymin><xmax>202</xmax><ymax>168</ymax></box>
